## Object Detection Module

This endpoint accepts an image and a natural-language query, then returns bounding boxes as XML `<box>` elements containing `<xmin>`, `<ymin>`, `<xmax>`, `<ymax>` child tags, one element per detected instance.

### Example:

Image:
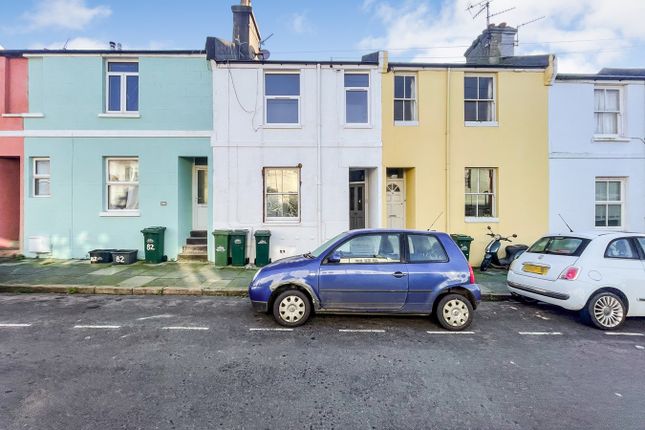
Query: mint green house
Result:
<box><xmin>21</xmin><ymin>50</ymin><xmax>213</xmax><ymax>261</ymax></box>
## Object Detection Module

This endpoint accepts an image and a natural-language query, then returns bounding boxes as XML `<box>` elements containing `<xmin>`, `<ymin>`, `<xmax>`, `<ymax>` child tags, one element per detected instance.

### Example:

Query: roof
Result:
<box><xmin>545</xmin><ymin>231</ymin><xmax>644</xmax><ymax>240</ymax></box>
<box><xmin>0</xmin><ymin>49</ymin><xmax>205</xmax><ymax>57</ymax></box>
<box><xmin>557</xmin><ymin>68</ymin><xmax>645</xmax><ymax>82</ymax></box>
<box><xmin>389</xmin><ymin>54</ymin><xmax>551</xmax><ymax>70</ymax></box>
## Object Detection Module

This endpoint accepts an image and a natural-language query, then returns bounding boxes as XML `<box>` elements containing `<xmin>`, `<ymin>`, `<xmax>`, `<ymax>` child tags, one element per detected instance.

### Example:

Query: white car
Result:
<box><xmin>507</xmin><ymin>232</ymin><xmax>645</xmax><ymax>330</ymax></box>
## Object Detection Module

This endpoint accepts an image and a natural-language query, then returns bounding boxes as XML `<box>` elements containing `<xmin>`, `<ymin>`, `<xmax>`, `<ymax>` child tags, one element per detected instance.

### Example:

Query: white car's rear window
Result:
<box><xmin>528</xmin><ymin>236</ymin><xmax>590</xmax><ymax>257</ymax></box>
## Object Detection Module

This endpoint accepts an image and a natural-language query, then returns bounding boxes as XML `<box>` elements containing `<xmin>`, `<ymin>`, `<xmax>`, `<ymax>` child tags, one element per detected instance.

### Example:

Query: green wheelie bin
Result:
<box><xmin>141</xmin><ymin>226</ymin><xmax>167</xmax><ymax>263</ymax></box>
<box><xmin>254</xmin><ymin>230</ymin><xmax>271</xmax><ymax>267</ymax></box>
<box><xmin>450</xmin><ymin>234</ymin><xmax>474</xmax><ymax>261</ymax></box>
<box><xmin>213</xmin><ymin>230</ymin><xmax>232</xmax><ymax>266</ymax></box>
<box><xmin>230</xmin><ymin>229</ymin><xmax>249</xmax><ymax>267</ymax></box>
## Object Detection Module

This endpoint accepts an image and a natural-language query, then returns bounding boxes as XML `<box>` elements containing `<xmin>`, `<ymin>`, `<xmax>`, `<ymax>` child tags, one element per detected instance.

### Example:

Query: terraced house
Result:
<box><xmin>12</xmin><ymin>49</ymin><xmax>213</xmax><ymax>261</ymax></box>
<box><xmin>549</xmin><ymin>69</ymin><xmax>645</xmax><ymax>233</ymax></box>
<box><xmin>381</xmin><ymin>24</ymin><xmax>555</xmax><ymax>262</ymax></box>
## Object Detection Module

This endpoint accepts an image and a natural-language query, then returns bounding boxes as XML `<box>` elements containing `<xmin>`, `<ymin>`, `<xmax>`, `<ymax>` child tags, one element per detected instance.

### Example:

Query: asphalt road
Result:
<box><xmin>1</xmin><ymin>294</ymin><xmax>644</xmax><ymax>430</ymax></box>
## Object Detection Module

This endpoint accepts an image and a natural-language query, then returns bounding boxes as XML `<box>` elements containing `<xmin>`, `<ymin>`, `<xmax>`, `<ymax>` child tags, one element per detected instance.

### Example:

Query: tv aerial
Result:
<box><xmin>466</xmin><ymin>0</ymin><xmax>516</xmax><ymax>27</ymax></box>
<box><xmin>515</xmin><ymin>16</ymin><xmax>546</xmax><ymax>45</ymax></box>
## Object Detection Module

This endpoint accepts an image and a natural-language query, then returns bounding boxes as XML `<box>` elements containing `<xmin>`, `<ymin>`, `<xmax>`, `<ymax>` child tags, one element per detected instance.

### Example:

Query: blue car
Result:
<box><xmin>248</xmin><ymin>229</ymin><xmax>481</xmax><ymax>331</ymax></box>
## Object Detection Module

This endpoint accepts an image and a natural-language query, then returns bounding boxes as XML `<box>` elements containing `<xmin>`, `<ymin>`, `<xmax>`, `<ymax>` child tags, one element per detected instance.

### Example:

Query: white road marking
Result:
<box><xmin>426</xmin><ymin>330</ymin><xmax>475</xmax><ymax>335</ymax></box>
<box><xmin>162</xmin><ymin>326</ymin><xmax>209</xmax><ymax>331</ymax></box>
<box><xmin>605</xmin><ymin>332</ymin><xmax>644</xmax><ymax>337</ymax></box>
<box><xmin>249</xmin><ymin>328</ymin><xmax>294</xmax><ymax>332</ymax></box>
<box><xmin>338</xmin><ymin>329</ymin><xmax>386</xmax><ymax>333</ymax></box>
<box><xmin>0</xmin><ymin>323</ymin><xmax>32</xmax><ymax>328</ymax></box>
<box><xmin>518</xmin><ymin>331</ymin><xmax>562</xmax><ymax>336</ymax></box>
<box><xmin>74</xmin><ymin>325</ymin><xmax>121</xmax><ymax>329</ymax></box>
<box><xmin>136</xmin><ymin>314</ymin><xmax>174</xmax><ymax>321</ymax></box>
<box><xmin>635</xmin><ymin>345</ymin><xmax>644</xmax><ymax>350</ymax></box>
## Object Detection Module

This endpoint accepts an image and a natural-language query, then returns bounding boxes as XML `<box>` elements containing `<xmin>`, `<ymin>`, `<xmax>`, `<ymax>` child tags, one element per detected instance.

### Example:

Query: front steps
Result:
<box><xmin>178</xmin><ymin>230</ymin><xmax>208</xmax><ymax>262</ymax></box>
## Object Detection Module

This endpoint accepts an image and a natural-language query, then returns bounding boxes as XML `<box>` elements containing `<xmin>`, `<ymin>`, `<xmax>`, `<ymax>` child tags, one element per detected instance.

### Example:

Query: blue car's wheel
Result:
<box><xmin>436</xmin><ymin>294</ymin><xmax>474</xmax><ymax>331</ymax></box>
<box><xmin>272</xmin><ymin>290</ymin><xmax>311</xmax><ymax>327</ymax></box>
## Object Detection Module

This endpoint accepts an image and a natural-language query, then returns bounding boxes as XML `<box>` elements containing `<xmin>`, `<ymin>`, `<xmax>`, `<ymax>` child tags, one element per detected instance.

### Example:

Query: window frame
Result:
<box><xmin>105</xmin><ymin>157</ymin><xmax>140</xmax><ymax>213</ymax></box>
<box><xmin>263</xmin><ymin>71</ymin><xmax>301</xmax><ymax>127</ymax></box>
<box><xmin>464</xmin><ymin>167</ymin><xmax>497</xmax><ymax>220</ymax></box>
<box><xmin>105</xmin><ymin>59</ymin><xmax>139</xmax><ymax>114</ymax></box>
<box><xmin>263</xmin><ymin>166</ymin><xmax>301</xmax><ymax>223</ymax></box>
<box><xmin>394</xmin><ymin>74</ymin><xmax>417</xmax><ymax>125</ymax></box>
<box><xmin>344</xmin><ymin>71</ymin><xmax>371</xmax><ymax>127</ymax></box>
<box><xmin>593</xmin><ymin>85</ymin><xmax>624</xmax><ymax>139</ymax></box>
<box><xmin>322</xmin><ymin>233</ymin><xmax>404</xmax><ymax>265</ymax></box>
<box><xmin>594</xmin><ymin>177</ymin><xmax>625</xmax><ymax>229</ymax></box>
<box><xmin>464</xmin><ymin>74</ymin><xmax>497</xmax><ymax>126</ymax></box>
<box><xmin>32</xmin><ymin>157</ymin><xmax>51</xmax><ymax>198</ymax></box>
<box><xmin>405</xmin><ymin>233</ymin><xmax>449</xmax><ymax>264</ymax></box>
<box><xmin>604</xmin><ymin>238</ymin><xmax>640</xmax><ymax>260</ymax></box>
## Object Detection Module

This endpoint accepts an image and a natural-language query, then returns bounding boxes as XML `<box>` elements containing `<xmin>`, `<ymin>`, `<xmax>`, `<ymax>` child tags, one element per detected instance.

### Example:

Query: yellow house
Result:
<box><xmin>381</xmin><ymin>24</ymin><xmax>556</xmax><ymax>263</ymax></box>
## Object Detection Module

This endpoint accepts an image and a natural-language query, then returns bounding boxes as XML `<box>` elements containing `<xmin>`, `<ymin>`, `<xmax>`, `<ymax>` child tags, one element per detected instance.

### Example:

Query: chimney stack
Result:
<box><xmin>231</xmin><ymin>0</ymin><xmax>261</xmax><ymax>60</ymax></box>
<box><xmin>464</xmin><ymin>23</ymin><xmax>517</xmax><ymax>64</ymax></box>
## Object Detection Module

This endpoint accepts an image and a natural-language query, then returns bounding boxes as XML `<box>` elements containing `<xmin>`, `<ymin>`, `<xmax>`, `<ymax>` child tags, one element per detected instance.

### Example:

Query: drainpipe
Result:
<box><xmin>316</xmin><ymin>63</ymin><xmax>322</xmax><ymax>243</ymax></box>
<box><xmin>445</xmin><ymin>68</ymin><xmax>451</xmax><ymax>233</ymax></box>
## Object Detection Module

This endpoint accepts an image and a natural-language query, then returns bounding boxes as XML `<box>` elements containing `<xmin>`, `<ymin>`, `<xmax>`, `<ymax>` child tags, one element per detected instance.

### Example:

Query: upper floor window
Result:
<box><xmin>594</xmin><ymin>87</ymin><xmax>622</xmax><ymax>137</ymax></box>
<box><xmin>464</xmin><ymin>75</ymin><xmax>495</xmax><ymax>123</ymax></box>
<box><xmin>106</xmin><ymin>61</ymin><xmax>139</xmax><ymax>113</ymax></box>
<box><xmin>345</xmin><ymin>73</ymin><xmax>369</xmax><ymax>124</ymax></box>
<box><xmin>394</xmin><ymin>75</ymin><xmax>416</xmax><ymax>123</ymax></box>
<box><xmin>32</xmin><ymin>157</ymin><xmax>51</xmax><ymax>197</ymax></box>
<box><xmin>595</xmin><ymin>178</ymin><xmax>624</xmax><ymax>228</ymax></box>
<box><xmin>265</xmin><ymin>73</ymin><xmax>300</xmax><ymax>125</ymax></box>
<box><xmin>106</xmin><ymin>158</ymin><xmax>139</xmax><ymax>211</ymax></box>
<box><xmin>264</xmin><ymin>167</ymin><xmax>300</xmax><ymax>221</ymax></box>
<box><xmin>465</xmin><ymin>167</ymin><xmax>496</xmax><ymax>218</ymax></box>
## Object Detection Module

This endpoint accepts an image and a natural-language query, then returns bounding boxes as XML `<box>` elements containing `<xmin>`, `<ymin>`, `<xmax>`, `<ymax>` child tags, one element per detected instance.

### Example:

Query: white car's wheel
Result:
<box><xmin>272</xmin><ymin>290</ymin><xmax>311</xmax><ymax>327</ymax></box>
<box><xmin>583</xmin><ymin>292</ymin><xmax>626</xmax><ymax>330</ymax></box>
<box><xmin>436</xmin><ymin>294</ymin><xmax>474</xmax><ymax>331</ymax></box>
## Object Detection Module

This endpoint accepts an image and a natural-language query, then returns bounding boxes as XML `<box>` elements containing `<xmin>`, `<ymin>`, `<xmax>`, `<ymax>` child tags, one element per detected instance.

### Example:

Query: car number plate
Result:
<box><xmin>522</xmin><ymin>264</ymin><xmax>549</xmax><ymax>275</ymax></box>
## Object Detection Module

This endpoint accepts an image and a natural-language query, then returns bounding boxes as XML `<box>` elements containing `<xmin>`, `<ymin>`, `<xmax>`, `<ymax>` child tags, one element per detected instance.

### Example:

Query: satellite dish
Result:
<box><xmin>259</xmin><ymin>49</ymin><xmax>271</xmax><ymax>60</ymax></box>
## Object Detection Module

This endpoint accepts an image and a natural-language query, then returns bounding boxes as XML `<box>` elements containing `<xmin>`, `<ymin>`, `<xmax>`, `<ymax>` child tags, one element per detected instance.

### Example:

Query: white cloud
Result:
<box><xmin>359</xmin><ymin>0</ymin><xmax>645</xmax><ymax>72</ymax></box>
<box><xmin>29</xmin><ymin>37</ymin><xmax>109</xmax><ymax>50</ymax></box>
<box><xmin>23</xmin><ymin>0</ymin><xmax>111</xmax><ymax>31</ymax></box>
<box><xmin>290</xmin><ymin>12</ymin><xmax>312</xmax><ymax>34</ymax></box>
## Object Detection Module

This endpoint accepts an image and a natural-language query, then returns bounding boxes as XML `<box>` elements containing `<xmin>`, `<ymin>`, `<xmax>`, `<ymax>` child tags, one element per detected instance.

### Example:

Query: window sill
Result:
<box><xmin>2</xmin><ymin>113</ymin><xmax>45</xmax><ymax>118</ymax></box>
<box><xmin>394</xmin><ymin>121</ymin><xmax>418</xmax><ymax>127</ymax></box>
<box><xmin>99</xmin><ymin>211</ymin><xmax>140</xmax><ymax>217</ymax></box>
<box><xmin>465</xmin><ymin>121</ymin><xmax>498</xmax><ymax>127</ymax></box>
<box><xmin>31</xmin><ymin>194</ymin><xmax>51</xmax><ymax>198</ymax></box>
<box><xmin>263</xmin><ymin>220</ymin><xmax>301</xmax><ymax>226</ymax></box>
<box><xmin>98</xmin><ymin>113</ymin><xmax>141</xmax><ymax>119</ymax></box>
<box><xmin>263</xmin><ymin>124</ymin><xmax>302</xmax><ymax>129</ymax></box>
<box><xmin>344</xmin><ymin>123</ymin><xmax>372</xmax><ymax>129</ymax></box>
<box><xmin>593</xmin><ymin>136</ymin><xmax>630</xmax><ymax>143</ymax></box>
<box><xmin>465</xmin><ymin>217</ymin><xmax>499</xmax><ymax>223</ymax></box>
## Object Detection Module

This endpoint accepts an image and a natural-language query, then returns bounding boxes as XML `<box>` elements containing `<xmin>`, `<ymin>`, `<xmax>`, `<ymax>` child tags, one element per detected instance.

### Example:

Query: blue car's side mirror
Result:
<box><xmin>327</xmin><ymin>251</ymin><xmax>341</xmax><ymax>264</ymax></box>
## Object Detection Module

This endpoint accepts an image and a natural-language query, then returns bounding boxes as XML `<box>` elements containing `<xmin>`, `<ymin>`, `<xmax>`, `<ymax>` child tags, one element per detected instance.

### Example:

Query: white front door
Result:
<box><xmin>193</xmin><ymin>166</ymin><xmax>208</xmax><ymax>231</ymax></box>
<box><xmin>386</xmin><ymin>178</ymin><xmax>405</xmax><ymax>229</ymax></box>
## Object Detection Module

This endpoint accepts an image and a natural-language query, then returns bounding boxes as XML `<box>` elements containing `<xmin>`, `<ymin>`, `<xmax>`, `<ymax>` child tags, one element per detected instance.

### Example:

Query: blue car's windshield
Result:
<box><xmin>308</xmin><ymin>232</ymin><xmax>348</xmax><ymax>258</ymax></box>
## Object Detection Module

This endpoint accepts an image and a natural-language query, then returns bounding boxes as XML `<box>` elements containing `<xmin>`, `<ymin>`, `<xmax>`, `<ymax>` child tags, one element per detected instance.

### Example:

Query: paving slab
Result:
<box><xmin>118</xmin><ymin>276</ymin><xmax>157</xmax><ymax>288</ymax></box>
<box><xmin>89</xmin><ymin>266</ymin><xmax>129</xmax><ymax>276</ymax></box>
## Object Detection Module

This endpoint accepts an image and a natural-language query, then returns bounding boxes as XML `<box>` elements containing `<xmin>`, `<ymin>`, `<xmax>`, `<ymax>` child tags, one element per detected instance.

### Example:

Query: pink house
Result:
<box><xmin>0</xmin><ymin>54</ymin><xmax>27</xmax><ymax>253</ymax></box>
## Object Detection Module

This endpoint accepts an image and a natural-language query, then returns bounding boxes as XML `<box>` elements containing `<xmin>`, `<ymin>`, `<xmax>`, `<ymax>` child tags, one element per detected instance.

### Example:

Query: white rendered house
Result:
<box><xmin>549</xmin><ymin>69</ymin><xmax>645</xmax><ymax>233</ymax></box>
<box><xmin>209</xmin><ymin>57</ymin><xmax>385</xmax><ymax>262</ymax></box>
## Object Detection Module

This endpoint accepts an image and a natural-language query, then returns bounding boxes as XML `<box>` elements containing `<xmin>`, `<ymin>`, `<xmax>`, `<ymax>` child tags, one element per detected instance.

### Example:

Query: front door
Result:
<box><xmin>192</xmin><ymin>166</ymin><xmax>208</xmax><ymax>231</ymax></box>
<box><xmin>349</xmin><ymin>183</ymin><xmax>365</xmax><ymax>229</ymax></box>
<box><xmin>318</xmin><ymin>233</ymin><xmax>408</xmax><ymax>310</ymax></box>
<box><xmin>386</xmin><ymin>178</ymin><xmax>405</xmax><ymax>229</ymax></box>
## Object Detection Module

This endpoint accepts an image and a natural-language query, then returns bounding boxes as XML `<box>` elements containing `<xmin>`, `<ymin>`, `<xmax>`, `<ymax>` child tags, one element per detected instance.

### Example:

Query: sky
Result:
<box><xmin>0</xmin><ymin>0</ymin><xmax>643</xmax><ymax>73</ymax></box>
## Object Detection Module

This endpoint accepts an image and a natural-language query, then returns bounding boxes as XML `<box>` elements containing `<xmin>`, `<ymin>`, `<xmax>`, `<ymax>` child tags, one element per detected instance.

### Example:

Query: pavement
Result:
<box><xmin>0</xmin><ymin>258</ymin><xmax>511</xmax><ymax>299</ymax></box>
<box><xmin>1</xmin><ymin>294</ymin><xmax>644</xmax><ymax>429</ymax></box>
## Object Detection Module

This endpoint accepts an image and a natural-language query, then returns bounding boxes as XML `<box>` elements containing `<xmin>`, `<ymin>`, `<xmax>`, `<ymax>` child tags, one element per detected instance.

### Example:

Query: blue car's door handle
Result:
<box><xmin>392</xmin><ymin>271</ymin><xmax>407</xmax><ymax>278</ymax></box>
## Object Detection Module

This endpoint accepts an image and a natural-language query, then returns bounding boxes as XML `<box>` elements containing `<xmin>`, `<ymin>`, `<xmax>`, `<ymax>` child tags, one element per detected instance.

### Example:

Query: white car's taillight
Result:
<box><xmin>559</xmin><ymin>266</ymin><xmax>580</xmax><ymax>281</ymax></box>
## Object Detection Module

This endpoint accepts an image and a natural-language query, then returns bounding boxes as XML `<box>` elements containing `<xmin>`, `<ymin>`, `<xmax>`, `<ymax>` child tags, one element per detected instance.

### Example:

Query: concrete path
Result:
<box><xmin>0</xmin><ymin>259</ymin><xmax>511</xmax><ymax>299</ymax></box>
